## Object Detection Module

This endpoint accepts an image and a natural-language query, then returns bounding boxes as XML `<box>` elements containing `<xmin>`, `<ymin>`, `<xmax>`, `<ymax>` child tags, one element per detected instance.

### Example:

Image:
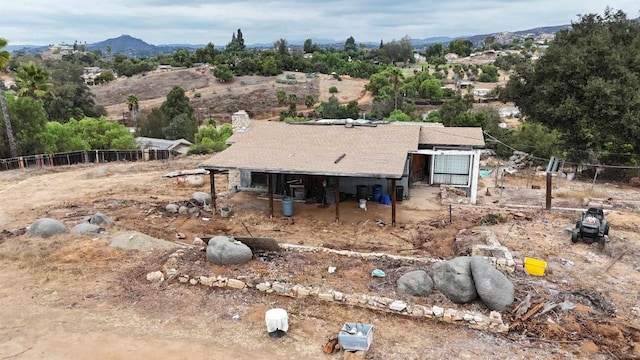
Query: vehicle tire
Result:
<box><xmin>571</xmin><ymin>233</ymin><xmax>579</xmax><ymax>243</ymax></box>
<box><xmin>604</xmin><ymin>225</ymin><xmax>609</xmax><ymax>236</ymax></box>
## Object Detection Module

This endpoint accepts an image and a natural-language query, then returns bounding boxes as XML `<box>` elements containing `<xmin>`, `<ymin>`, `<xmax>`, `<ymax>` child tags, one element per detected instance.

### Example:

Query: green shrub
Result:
<box><xmin>329</xmin><ymin>86</ymin><xmax>338</xmax><ymax>94</ymax></box>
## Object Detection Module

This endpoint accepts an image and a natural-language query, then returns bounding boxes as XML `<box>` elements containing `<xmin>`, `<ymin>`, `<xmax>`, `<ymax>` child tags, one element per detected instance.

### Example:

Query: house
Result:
<box><xmin>473</xmin><ymin>88</ymin><xmax>490</xmax><ymax>97</ymax></box>
<box><xmin>199</xmin><ymin>112</ymin><xmax>485</xmax><ymax>225</ymax></box>
<box><xmin>136</xmin><ymin>137</ymin><xmax>193</xmax><ymax>155</ymax></box>
<box><xmin>82</xmin><ymin>67</ymin><xmax>103</xmax><ymax>85</ymax></box>
<box><xmin>444</xmin><ymin>53</ymin><xmax>459</xmax><ymax>63</ymax></box>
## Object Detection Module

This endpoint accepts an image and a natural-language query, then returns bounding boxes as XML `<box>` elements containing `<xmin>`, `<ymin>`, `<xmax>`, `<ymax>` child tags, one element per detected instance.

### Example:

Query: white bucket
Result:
<box><xmin>265</xmin><ymin>308</ymin><xmax>288</xmax><ymax>337</ymax></box>
<box><xmin>220</xmin><ymin>207</ymin><xmax>231</xmax><ymax>218</ymax></box>
<box><xmin>359</xmin><ymin>199</ymin><xmax>367</xmax><ymax>211</ymax></box>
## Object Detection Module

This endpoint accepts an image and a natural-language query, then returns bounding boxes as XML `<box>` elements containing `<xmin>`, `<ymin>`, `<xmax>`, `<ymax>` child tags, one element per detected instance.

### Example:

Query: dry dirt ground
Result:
<box><xmin>91</xmin><ymin>70</ymin><xmax>368</xmax><ymax>124</ymax></box>
<box><xmin>1</xmin><ymin>157</ymin><xmax>640</xmax><ymax>359</ymax></box>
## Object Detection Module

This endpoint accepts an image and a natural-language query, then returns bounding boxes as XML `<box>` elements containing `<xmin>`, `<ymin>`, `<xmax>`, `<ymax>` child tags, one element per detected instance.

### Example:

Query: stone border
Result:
<box><xmin>146</xmin><ymin>249</ymin><xmax>509</xmax><ymax>333</ymax></box>
<box><xmin>470</xmin><ymin>231</ymin><xmax>516</xmax><ymax>274</ymax></box>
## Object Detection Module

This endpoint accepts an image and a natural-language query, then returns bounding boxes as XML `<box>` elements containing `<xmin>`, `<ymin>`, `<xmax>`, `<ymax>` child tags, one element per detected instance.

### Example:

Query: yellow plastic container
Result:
<box><xmin>524</xmin><ymin>257</ymin><xmax>547</xmax><ymax>276</ymax></box>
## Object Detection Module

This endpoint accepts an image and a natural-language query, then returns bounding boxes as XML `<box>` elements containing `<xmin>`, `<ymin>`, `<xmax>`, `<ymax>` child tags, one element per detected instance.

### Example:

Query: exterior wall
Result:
<box><xmin>228</xmin><ymin>170</ymin><xmax>241</xmax><ymax>190</ymax></box>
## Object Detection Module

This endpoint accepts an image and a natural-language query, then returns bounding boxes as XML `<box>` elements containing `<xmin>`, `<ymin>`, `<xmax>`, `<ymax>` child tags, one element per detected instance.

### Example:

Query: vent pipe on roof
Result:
<box><xmin>345</xmin><ymin>118</ymin><xmax>354</xmax><ymax>128</ymax></box>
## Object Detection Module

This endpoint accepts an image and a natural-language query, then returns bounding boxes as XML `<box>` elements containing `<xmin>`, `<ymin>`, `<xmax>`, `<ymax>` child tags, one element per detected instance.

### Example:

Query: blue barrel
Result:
<box><xmin>372</xmin><ymin>185</ymin><xmax>383</xmax><ymax>202</ymax></box>
<box><xmin>282</xmin><ymin>197</ymin><xmax>294</xmax><ymax>217</ymax></box>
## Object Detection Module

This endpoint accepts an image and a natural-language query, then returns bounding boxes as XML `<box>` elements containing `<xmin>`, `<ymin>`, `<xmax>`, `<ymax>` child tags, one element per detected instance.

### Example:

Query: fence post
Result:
<box><xmin>545</xmin><ymin>172</ymin><xmax>552</xmax><ymax>210</ymax></box>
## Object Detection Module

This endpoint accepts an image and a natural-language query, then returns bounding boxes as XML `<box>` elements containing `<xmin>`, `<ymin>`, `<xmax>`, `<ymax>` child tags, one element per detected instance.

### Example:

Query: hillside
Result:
<box><xmin>91</xmin><ymin>68</ymin><xmax>368</xmax><ymax>124</ymax></box>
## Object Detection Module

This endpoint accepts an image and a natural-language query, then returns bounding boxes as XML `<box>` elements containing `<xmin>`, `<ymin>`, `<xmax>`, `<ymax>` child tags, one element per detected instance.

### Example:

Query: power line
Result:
<box><xmin>482</xmin><ymin>130</ymin><xmax>640</xmax><ymax>170</ymax></box>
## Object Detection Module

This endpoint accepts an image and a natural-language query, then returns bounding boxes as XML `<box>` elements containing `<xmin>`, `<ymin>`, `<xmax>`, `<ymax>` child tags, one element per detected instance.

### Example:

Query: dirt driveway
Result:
<box><xmin>1</xmin><ymin>158</ymin><xmax>639</xmax><ymax>359</ymax></box>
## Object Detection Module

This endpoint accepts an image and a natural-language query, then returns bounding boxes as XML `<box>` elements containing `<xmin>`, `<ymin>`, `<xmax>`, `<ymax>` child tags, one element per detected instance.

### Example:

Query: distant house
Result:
<box><xmin>473</xmin><ymin>88</ymin><xmax>490</xmax><ymax>97</ymax></box>
<box><xmin>199</xmin><ymin>113</ymin><xmax>485</xmax><ymax>225</ymax></box>
<box><xmin>444</xmin><ymin>53</ymin><xmax>459</xmax><ymax>63</ymax></box>
<box><xmin>136</xmin><ymin>137</ymin><xmax>192</xmax><ymax>155</ymax></box>
<box><xmin>82</xmin><ymin>67</ymin><xmax>104</xmax><ymax>85</ymax></box>
<box><xmin>499</xmin><ymin>106</ymin><xmax>521</xmax><ymax>118</ymax></box>
<box><xmin>158</xmin><ymin>65</ymin><xmax>173</xmax><ymax>71</ymax></box>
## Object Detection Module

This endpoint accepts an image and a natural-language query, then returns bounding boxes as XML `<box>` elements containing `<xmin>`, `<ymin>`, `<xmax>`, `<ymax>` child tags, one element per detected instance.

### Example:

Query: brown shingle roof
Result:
<box><xmin>200</xmin><ymin>121</ymin><xmax>420</xmax><ymax>178</ymax></box>
<box><xmin>419</xmin><ymin>127</ymin><xmax>485</xmax><ymax>147</ymax></box>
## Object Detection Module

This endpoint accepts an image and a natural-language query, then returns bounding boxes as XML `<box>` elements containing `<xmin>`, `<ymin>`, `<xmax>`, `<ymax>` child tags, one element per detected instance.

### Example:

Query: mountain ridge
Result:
<box><xmin>6</xmin><ymin>23</ymin><xmax>570</xmax><ymax>55</ymax></box>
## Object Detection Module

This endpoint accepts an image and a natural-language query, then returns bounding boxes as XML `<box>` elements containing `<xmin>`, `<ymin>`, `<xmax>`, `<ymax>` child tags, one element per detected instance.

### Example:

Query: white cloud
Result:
<box><xmin>1</xmin><ymin>0</ymin><xmax>638</xmax><ymax>45</ymax></box>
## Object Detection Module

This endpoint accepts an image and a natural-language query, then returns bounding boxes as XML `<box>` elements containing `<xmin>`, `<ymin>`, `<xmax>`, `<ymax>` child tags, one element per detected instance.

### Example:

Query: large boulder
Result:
<box><xmin>206</xmin><ymin>236</ymin><xmax>253</xmax><ymax>265</ymax></box>
<box><xmin>89</xmin><ymin>212</ymin><xmax>114</xmax><ymax>226</ymax></box>
<box><xmin>27</xmin><ymin>218</ymin><xmax>67</xmax><ymax>238</ymax></box>
<box><xmin>185</xmin><ymin>175</ymin><xmax>204</xmax><ymax>187</ymax></box>
<box><xmin>470</xmin><ymin>256</ymin><xmax>514</xmax><ymax>311</ymax></box>
<box><xmin>431</xmin><ymin>257</ymin><xmax>478</xmax><ymax>303</ymax></box>
<box><xmin>71</xmin><ymin>223</ymin><xmax>105</xmax><ymax>234</ymax></box>
<box><xmin>109</xmin><ymin>231</ymin><xmax>178</xmax><ymax>251</ymax></box>
<box><xmin>396</xmin><ymin>270</ymin><xmax>433</xmax><ymax>296</ymax></box>
<box><xmin>192</xmin><ymin>192</ymin><xmax>211</xmax><ymax>205</ymax></box>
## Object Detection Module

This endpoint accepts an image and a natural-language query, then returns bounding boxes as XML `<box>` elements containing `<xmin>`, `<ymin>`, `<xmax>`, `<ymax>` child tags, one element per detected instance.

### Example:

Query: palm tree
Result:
<box><xmin>15</xmin><ymin>62</ymin><xmax>53</xmax><ymax>98</ymax></box>
<box><xmin>387</xmin><ymin>67</ymin><xmax>404</xmax><ymax>111</ymax></box>
<box><xmin>126</xmin><ymin>94</ymin><xmax>139</xmax><ymax>127</ymax></box>
<box><xmin>0</xmin><ymin>38</ymin><xmax>17</xmax><ymax>158</ymax></box>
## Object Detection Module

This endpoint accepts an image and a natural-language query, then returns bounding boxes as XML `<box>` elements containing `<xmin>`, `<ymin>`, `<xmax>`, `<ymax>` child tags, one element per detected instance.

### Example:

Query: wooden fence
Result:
<box><xmin>0</xmin><ymin>149</ymin><xmax>171</xmax><ymax>172</ymax></box>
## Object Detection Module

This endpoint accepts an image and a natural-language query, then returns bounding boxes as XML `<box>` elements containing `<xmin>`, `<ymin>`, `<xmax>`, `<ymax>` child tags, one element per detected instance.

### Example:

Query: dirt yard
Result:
<box><xmin>1</xmin><ymin>157</ymin><xmax>639</xmax><ymax>359</ymax></box>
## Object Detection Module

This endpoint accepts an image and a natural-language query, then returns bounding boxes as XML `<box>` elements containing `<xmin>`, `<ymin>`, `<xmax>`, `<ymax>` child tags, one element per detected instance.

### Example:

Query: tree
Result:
<box><xmin>0</xmin><ymin>37</ymin><xmax>17</xmax><ymax>157</ymax></box>
<box><xmin>164</xmin><ymin>113</ymin><xmax>197</xmax><ymax>142</ymax></box>
<box><xmin>126</xmin><ymin>94</ymin><xmax>139</xmax><ymax>127</ymax></box>
<box><xmin>503</xmin><ymin>8</ymin><xmax>640</xmax><ymax>163</ymax></box>
<box><xmin>4</xmin><ymin>94</ymin><xmax>48</xmax><ymax>155</ymax></box>
<box><xmin>424</xmin><ymin>43</ymin><xmax>444</xmax><ymax>59</ymax></box>
<box><xmin>15</xmin><ymin>62</ymin><xmax>53</xmax><ymax>98</ymax></box>
<box><xmin>387</xmin><ymin>109</ymin><xmax>411</xmax><ymax>122</ymax></box>
<box><xmin>447</xmin><ymin>39</ymin><xmax>473</xmax><ymax>57</ymax></box>
<box><xmin>303</xmin><ymin>39</ymin><xmax>315</xmax><ymax>53</ymax></box>
<box><xmin>419</xmin><ymin>78</ymin><xmax>443</xmax><ymax>99</ymax></box>
<box><xmin>387</xmin><ymin>66</ymin><xmax>404</xmax><ymax>110</ymax></box>
<box><xmin>276</xmin><ymin>89</ymin><xmax>287</xmax><ymax>106</ymax></box>
<box><xmin>483</xmin><ymin>36</ymin><xmax>496</xmax><ymax>49</ymax></box>
<box><xmin>138</xmin><ymin>108</ymin><xmax>168</xmax><ymax>139</ymax></box>
<box><xmin>161</xmin><ymin>86</ymin><xmax>193</xmax><ymax>120</ymax></box>
<box><xmin>478</xmin><ymin>64</ymin><xmax>499</xmax><ymax>82</ymax></box>
<box><xmin>43</xmin><ymin>59</ymin><xmax>105</xmax><ymax>122</ymax></box>
<box><xmin>213</xmin><ymin>64</ymin><xmax>233</xmax><ymax>82</ymax></box>
<box><xmin>344</xmin><ymin>36</ymin><xmax>357</xmax><ymax>53</ymax></box>
<box><xmin>304</xmin><ymin>94</ymin><xmax>315</xmax><ymax>108</ymax></box>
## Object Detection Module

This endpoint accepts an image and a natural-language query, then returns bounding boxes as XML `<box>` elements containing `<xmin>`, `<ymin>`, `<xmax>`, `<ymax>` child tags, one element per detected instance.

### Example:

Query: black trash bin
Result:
<box><xmin>396</xmin><ymin>186</ymin><xmax>404</xmax><ymax>202</ymax></box>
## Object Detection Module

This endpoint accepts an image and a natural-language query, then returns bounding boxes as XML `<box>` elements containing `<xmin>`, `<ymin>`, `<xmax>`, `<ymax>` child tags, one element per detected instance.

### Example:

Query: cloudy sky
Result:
<box><xmin>2</xmin><ymin>1</ymin><xmax>639</xmax><ymax>46</ymax></box>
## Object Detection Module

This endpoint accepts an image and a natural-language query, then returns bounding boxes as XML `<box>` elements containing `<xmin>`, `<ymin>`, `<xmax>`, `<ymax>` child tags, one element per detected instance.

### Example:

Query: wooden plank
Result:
<box><xmin>234</xmin><ymin>237</ymin><xmax>281</xmax><ymax>252</ymax></box>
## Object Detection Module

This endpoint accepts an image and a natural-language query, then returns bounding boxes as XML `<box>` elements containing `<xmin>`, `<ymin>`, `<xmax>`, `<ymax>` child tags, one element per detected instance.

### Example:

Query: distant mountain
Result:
<box><xmin>4</xmin><ymin>44</ymin><xmax>43</xmax><ymax>52</ymax></box>
<box><xmin>8</xmin><ymin>23</ymin><xmax>573</xmax><ymax>56</ymax></box>
<box><xmin>86</xmin><ymin>34</ymin><xmax>159</xmax><ymax>57</ymax></box>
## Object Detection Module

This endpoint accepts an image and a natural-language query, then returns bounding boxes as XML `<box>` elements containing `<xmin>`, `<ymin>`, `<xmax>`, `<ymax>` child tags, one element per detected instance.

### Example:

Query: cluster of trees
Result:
<box><xmin>138</xmin><ymin>86</ymin><xmax>198</xmax><ymax>142</ymax></box>
<box><xmin>0</xmin><ymin>38</ymin><xmax>131</xmax><ymax>158</ymax></box>
<box><xmin>6</xmin><ymin>8</ymin><xmax>638</xmax><ymax>167</ymax></box>
<box><xmin>502</xmin><ymin>8</ymin><xmax>640</xmax><ymax>164</ymax></box>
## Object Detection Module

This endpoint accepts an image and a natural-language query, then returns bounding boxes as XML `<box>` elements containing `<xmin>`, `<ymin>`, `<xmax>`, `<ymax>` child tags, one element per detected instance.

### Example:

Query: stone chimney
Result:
<box><xmin>231</xmin><ymin>110</ymin><xmax>250</xmax><ymax>133</ymax></box>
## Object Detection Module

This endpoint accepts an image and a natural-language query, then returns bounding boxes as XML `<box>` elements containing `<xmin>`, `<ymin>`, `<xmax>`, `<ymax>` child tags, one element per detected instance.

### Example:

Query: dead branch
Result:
<box><xmin>604</xmin><ymin>251</ymin><xmax>625</xmax><ymax>273</ymax></box>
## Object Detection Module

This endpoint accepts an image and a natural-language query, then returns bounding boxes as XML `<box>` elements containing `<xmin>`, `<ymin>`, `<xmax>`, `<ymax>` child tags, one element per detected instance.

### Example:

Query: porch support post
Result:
<box><xmin>335</xmin><ymin>176</ymin><xmax>340</xmax><ymax>222</ymax></box>
<box><xmin>469</xmin><ymin>150</ymin><xmax>481</xmax><ymax>205</ymax></box>
<box><xmin>391</xmin><ymin>178</ymin><xmax>397</xmax><ymax>226</ymax></box>
<box><xmin>268</xmin><ymin>173</ymin><xmax>274</xmax><ymax>218</ymax></box>
<box><xmin>209</xmin><ymin>171</ymin><xmax>217</xmax><ymax>210</ymax></box>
